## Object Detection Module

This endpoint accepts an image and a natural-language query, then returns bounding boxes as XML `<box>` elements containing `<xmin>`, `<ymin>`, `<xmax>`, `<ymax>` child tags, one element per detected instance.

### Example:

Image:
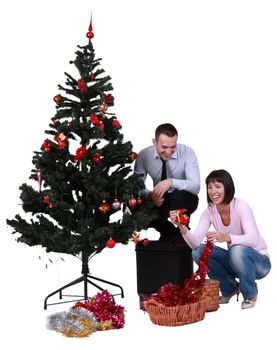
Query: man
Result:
<box><xmin>134</xmin><ymin>123</ymin><xmax>200</xmax><ymax>242</ymax></box>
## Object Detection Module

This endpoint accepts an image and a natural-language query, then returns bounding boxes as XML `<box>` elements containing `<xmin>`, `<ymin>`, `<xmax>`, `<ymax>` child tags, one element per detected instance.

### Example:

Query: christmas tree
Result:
<box><xmin>7</xmin><ymin>19</ymin><xmax>156</xmax><ymax>292</ymax></box>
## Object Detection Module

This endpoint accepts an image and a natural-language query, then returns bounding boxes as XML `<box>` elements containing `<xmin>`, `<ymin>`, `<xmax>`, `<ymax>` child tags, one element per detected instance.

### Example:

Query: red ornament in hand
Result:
<box><xmin>106</xmin><ymin>238</ymin><xmax>116</xmax><ymax>248</ymax></box>
<box><xmin>176</xmin><ymin>208</ymin><xmax>190</xmax><ymax>225</ymax></box>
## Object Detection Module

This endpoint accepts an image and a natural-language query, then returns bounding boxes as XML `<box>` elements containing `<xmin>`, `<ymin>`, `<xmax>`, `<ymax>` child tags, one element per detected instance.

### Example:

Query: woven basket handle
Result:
<box><xmin>144</xmin><ymin>298</ymin><xmax>163</xmax><ymax>308</ymax></box>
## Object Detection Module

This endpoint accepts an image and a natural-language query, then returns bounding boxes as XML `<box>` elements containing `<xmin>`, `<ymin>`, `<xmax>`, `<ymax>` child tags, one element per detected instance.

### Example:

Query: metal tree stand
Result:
<box><xmin>44</xmin><ymin>251</ymin><xmax>124</xmax><ymax>309</ymax></box>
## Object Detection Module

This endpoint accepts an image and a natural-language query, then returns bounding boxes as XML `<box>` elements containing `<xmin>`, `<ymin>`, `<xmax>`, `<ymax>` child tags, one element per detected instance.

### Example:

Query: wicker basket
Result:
<box><xmin>197</xmin><ymin>279</ymin><xmax>220</xmax><ymax>312</ymax></box>
<box><xmin>143</xmin><ymin>298</ymin><xmax>206</xmax><ymax>326</ymax></box>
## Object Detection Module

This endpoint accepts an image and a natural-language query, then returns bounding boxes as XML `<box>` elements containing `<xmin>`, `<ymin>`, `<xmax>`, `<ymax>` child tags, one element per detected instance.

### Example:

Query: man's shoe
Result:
<box><xmin>241</xmin><ymin>295</ymin><xmax>257</xmax><ymax>309</ymax></box>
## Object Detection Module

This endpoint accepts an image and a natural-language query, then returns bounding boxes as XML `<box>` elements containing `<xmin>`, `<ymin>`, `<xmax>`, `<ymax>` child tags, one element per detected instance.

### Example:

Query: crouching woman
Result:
<box><xmin>170</xmin><ymin>169</ymin><xmax>271</xmax><ymax>309</ymax></box>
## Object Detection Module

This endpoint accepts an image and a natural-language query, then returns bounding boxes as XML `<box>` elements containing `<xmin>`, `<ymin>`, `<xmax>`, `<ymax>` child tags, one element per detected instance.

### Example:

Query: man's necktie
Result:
<box><xmin>160</xmin><ymin>159</ymin><xmax>167</xmax><ymax>181</ymax></box>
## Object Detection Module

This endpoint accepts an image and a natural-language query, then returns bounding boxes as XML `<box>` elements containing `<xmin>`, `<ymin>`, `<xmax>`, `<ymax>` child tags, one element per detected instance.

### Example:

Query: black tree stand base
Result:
<box><xmin>44</xmin><ymin>252</ymin><xmax>124</xmax><ymax>309</ymax></box>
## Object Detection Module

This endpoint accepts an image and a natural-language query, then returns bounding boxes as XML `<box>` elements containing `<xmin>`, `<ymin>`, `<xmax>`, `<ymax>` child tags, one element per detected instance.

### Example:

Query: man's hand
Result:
<box><xmin>148</xmin><ymin>191</ymin><xmax>164</xmax><ymax>206</ymax></box>
<box><xmin>152</xmin><ymin>179</ymin><xmax>172</xmax><ymax>199</ymax></box>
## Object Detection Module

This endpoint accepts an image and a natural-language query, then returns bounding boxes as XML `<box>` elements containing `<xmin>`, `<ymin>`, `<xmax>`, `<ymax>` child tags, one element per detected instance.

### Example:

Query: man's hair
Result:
<box><xmin>155</xmin><ymin>123</ymin><xmax>178</xmax><ymax>140</ymax></box>
<box><xmin>205</xmin><ymin>169</ymin><xmax>235</xmax><ymax>205</ymax></box>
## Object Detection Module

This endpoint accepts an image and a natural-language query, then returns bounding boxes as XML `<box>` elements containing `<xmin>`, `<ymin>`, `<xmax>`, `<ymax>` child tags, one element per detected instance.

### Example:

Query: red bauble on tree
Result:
<box><xmin>142</xmin><ymin>238</ymin><xmax>150</xmax><ymax>247</ymax></box>
<box><xmin>104</xmin><ymin>93</ymin><xmax>114</xmax><ymax>103</ymax></box>
<box><xmin>128</xmin><ymin>151</ymin><xmax>137</xmax><ymax>162</ymax></box>
<box><xmin>90</xmin><ymin>114</ymin><xmax>100</xmax><ymax>125</ymax></box>
<box><xmin>111</xmin><ymin>119</ymin><xmax>120</xmax><ymax>127</ymax></box>
<box><xmin>41</xmin><ymin>140</ymin><xmax>51</xmax><ymax>153</ymax></box>
<box><xmin>98</xmin><ymin>200</ymin><xmax>110</xmax><ymax>214</ymax></box>
<box><xmin>128</xmin><ymin>196</ymin><xmax>137</xmax><ymax>209</ymax></box>
<box><xmin>106</xmin><ymin>238</ymin><xmax>116</xmax><ymax>248</ymax></box>
<box><xmin>92</xmin><ymin>153</ymin><xmax>101</xmax><ymax>164</ymax></box>
<box><xmin>53</xmin><ymin>94</ymin><xmax>63</xmax><ymax>105</ymax></box>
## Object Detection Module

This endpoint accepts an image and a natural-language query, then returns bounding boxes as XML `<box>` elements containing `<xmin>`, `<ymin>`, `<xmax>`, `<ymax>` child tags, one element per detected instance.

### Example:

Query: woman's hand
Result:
<box><xmin>207</xmin><ymin>231</ymin><xmax>231</xmax><ymax>243</ymax></box>
<box><xmin>169</xmin><ymin>210</ymin><xmax>179</xmax><ymax>225</ymax></box>
<box><xmin>169</xmin><ymin>210</ymin><xmax>188</xmax><ymax>235</ymax></box>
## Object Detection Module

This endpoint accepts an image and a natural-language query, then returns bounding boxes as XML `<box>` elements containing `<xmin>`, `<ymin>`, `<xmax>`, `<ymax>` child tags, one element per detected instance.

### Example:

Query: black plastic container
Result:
<box><xmin>135</xmin><ymin>240</ymin><xmax>193</xmax><ymax>294</ymax></box>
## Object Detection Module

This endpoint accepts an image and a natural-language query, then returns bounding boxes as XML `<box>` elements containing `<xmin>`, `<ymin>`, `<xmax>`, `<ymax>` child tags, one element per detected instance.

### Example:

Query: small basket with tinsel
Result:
<box><xmin>143</xmin><ymin>282</ymin><xmax>206</xmax><ymax>326</ymax></box>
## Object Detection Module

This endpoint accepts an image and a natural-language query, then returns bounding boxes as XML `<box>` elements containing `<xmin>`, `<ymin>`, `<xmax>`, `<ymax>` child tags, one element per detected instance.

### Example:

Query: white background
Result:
<box><xmin>0</xmin><ymin>0</ymin><xmax>276</xmax><ymax>349</ymax></box>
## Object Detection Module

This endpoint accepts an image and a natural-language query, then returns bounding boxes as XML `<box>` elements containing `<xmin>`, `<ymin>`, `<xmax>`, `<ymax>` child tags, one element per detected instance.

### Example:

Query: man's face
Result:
<box><xmin>153</xmin><ymin>133</ymin><xmax>177</xmax><ymax>160</ymax></box>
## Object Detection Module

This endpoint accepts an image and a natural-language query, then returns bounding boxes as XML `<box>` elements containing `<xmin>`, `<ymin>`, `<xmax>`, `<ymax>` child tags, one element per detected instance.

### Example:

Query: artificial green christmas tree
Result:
<box><xmin>7</xmin><ymin>19</ymin><xmax>156</xmax><ymax>308</ymax></box>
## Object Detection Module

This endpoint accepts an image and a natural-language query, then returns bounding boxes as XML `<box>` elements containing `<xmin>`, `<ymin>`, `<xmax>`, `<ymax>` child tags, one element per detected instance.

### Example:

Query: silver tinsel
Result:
<box><xmin>46</xmin><ymin>307</ymin><xmax>99</xmax><ymax>334</ymax></box>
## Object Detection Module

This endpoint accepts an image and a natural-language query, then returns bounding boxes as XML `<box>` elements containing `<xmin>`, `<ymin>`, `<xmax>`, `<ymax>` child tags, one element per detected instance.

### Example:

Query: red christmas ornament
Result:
<box><xmin>86</xmin><ymin>16</ymin><xmax>94</xmax><ymax>40</ymax></box>
<box><xmin>41</xmin><ymin>140</ymin><xmax>51</xmax><ymax>153</ymax></box>
<box><xmin>98</xmin><ymin>121</ymin><xmax>104</xmax><ymax>129</ymax></box>
<box><xmin>53</xmin><ymin>94</ymin><xmax>63</xmax><ymax>105</ymax></box>
<box><xmin>100</xmin><ymin>103</ymin><xmax>108</xmax><ymax>111</ymax></box>
<box><xmin>136</xmin><ymin>197</ymin><xmax>142</xmax><ymax>205</ymax></box>
<box><xmin>111</xmin><ymin>119</ymin><xmax>120</xmax><ymax>127</ymax></box>
<box><xmin>98</xmin><ymin>200</ymin><xmax>110</xmax><ymax>214</ymax></box>
<box><xmin>176</xmin><ymin>208</ymin><xmax>190</xmax><ymax>225</ymax></box>
<box><xmin>111</xmin><ymin>199</ymin><xmax>121</xmax><ymax>211</ymax></box>
<box><xmin>104</xmin><ymin>93</ymin><xmax>114</xmax><ymax>103</ymax></box>
<box><xmin>128</xmin><ymin>151</ymin><xmax>137</xmax><ymax>162</ymax></box>
<box><xmin>77</xmin><ymin>79</ymin><xmax>87</xmax><ymax>92</ymax></box>
<box><xmin>128</xmin><ymin>196</ymin><xmax>137</xmax><ymax>209</ymax></box>
<box><xmin>93</xmin><ymin>153</ymin><xmax>101</xmax><ymax>164</ymax></box>
<box><xmin>142</xmin><ymin>238</ymin><xmax>150</xmax><ymax>247</ymax></box>
<box><xmin>106</xmin><ymin>238</ymin><xmax>116</xmax><ymax>248</ymax></box>
<box><xmin>73</xmin><ymin>145</ymin><xmax>88</xmax><ymax>161</ymax></box>
<box><xmin>54</xmin><ymin>132</ymin><xmax>67</xmax><ymax>150</ymax></box>
<box><xmin>90</xmin><ymin>72</ymin><xmax>95</xmax><ymax>81</ymax></box>
<box><xmin>43</xmin><ymin>195</ymin><xmax>53</xmax><ymax>209</ymax></box>
<box><xmin>90</xmin><ymin>114</ymin><xmax>100</xmax><ymax>125</ymax></box>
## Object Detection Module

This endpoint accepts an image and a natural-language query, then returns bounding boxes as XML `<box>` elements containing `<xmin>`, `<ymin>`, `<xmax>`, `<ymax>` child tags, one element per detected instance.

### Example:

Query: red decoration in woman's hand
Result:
<box><xmin>176</xmin><ymin>208</ymin><xmax>189</xmax><ymax>225</ymax></box>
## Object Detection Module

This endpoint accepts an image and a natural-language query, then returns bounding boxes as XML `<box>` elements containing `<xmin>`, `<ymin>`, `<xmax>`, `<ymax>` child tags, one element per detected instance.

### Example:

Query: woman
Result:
<box><xmin>170</xmin><ymin>169</ymin><xmax>271</xmax><ymax>309</ymax></box>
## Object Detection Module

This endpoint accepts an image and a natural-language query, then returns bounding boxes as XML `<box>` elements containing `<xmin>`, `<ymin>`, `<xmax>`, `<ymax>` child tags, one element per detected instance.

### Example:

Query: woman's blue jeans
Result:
<box><xmin>192</xmin><ymin>244</ymin><xmax>271</xmax><ymax>300</ymax></box>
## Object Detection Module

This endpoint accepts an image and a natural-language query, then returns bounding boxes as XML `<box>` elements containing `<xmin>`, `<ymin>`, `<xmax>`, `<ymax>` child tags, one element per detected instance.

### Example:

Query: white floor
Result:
<box><xmin>1</xmin><ymin>232</ymin><xmax>275</xmax><ymax>350</ymax></box>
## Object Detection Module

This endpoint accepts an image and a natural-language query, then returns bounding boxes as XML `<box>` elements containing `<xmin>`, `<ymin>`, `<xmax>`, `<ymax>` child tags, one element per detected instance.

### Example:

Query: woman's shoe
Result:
<box><xmin>241</xmin><ymin>295</ymin><xmax>257</xmax><ymax>309</ymax></box>
<box><xmin>219</xmin><ymin>285</ymin><xmax>240</xmax><ymax>304</ymax></box>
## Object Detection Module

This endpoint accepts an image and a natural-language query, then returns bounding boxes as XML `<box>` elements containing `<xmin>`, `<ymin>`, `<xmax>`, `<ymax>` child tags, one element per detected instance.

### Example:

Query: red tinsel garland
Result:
<box><xmin>155</xmin><ymin>241</ymin><xmax>214</xmax><ymax>307</ymax></box>
<box><xmin>72</xmin><ymin>290</ymin><xmax>125</xmax><ymax>329</ymax></box>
